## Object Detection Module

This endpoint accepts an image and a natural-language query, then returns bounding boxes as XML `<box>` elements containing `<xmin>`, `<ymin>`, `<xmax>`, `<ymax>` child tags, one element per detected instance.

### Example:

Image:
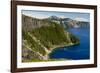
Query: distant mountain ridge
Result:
<box><xmin>46</xmin><ymin>15</ymin><xmax>90</xmax><ymax>29</ymax></box>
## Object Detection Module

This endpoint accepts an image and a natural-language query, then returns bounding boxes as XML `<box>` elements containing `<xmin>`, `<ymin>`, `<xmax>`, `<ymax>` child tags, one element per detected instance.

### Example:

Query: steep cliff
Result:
<box><xmin>22</xmin><ymin>14</ymin><xmax>80</xmax><ymax>62</ymax></box>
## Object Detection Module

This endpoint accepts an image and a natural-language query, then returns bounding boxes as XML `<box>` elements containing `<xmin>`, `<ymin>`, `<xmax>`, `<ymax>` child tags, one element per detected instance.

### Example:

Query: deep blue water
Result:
<box><xmin>49</xmin><ymin>28</ymin><xmax>90</xmax><ymax>60</ymax></box>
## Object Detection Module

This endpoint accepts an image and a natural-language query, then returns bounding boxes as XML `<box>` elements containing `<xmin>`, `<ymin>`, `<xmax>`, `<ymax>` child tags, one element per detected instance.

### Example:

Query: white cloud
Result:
<box><xmin>58</xmin><ymin>15</ymin><xmax>66</xmax><ymax>18</ymax></box>
<box><xmin>74</xmin><ymin>17</ymin><xmax>88</xmax><ymax>22</ymax></box>
<box><xmin>22</xmin><ymin>11</ymin><xmax>49</xmax><ymax>19</ymax></box>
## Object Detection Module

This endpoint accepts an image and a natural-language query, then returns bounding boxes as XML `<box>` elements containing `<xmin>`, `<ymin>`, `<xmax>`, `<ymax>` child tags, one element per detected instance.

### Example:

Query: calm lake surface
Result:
<box><xmin>49</xmin><ymin>28</ymin><xmax>90</xmax><ymax>60</ymax></box>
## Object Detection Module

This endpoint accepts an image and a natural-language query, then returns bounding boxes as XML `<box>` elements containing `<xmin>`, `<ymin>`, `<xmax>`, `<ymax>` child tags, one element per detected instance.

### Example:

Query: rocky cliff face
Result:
<box><xmin>22</xmin><ymin>14</ymin><xmax>80</xmax><ymax>62</ymax></box>
<box><xmin>22</xmin><ymin>15</ymin><xmax>52</xmax><ymax>31</ymax></box>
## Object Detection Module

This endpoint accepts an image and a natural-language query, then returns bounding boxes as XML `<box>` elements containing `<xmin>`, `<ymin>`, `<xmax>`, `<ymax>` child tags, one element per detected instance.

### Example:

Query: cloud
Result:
<box><xmin>22</xmin><ymin>10</ymin><xmax>49</xmax><ymax>19</ymax></box>
<box><xmin>74</xmin><ymin>17</ymin><xmax>88</xmax><ymax>22</ymax></box>
<box><xmin>58</xmin><ymin>15</ymin><xmax>66</xmax><ymax>18</ymax></box>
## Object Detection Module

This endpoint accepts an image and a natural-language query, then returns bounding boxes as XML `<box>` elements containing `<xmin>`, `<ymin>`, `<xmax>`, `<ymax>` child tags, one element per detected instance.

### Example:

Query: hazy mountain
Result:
<box><xmin>74</xmin><ymin>17</ymin><xmax>89</xmax><ymax>22</ymax></box>
<box><xmin>43</xmin><ymin>15</ymin><xmax>90</xmax><ymax>29</ymax></box>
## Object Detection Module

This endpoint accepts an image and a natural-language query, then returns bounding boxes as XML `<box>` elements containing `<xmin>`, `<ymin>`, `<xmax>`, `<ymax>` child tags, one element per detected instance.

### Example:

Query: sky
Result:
<box><xmin>22</xmin><ymin>10</ymin><xmax>90</xmax><ymax>22</ymax></box>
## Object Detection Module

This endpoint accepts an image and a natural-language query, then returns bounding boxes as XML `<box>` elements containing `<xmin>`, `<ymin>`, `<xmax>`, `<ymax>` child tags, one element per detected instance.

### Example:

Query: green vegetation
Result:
<box><xmin>22</xmin><ymin>31</ymin><xmax>46</xmax><ymax>56</ymax></box>
<box><xmin>23</xmin><ymin>58</ymin><xmax>70</xmax><ymax>62</ymax></box>
<box><xmin>32</xmin><ymin>23</ymin><xmax>69</xmax><ymax>49</ymax></box>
